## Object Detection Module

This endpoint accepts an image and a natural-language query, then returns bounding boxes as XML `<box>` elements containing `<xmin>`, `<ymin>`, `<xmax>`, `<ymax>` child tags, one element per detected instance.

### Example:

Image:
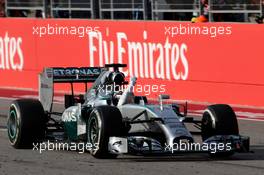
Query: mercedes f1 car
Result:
<box><xmin>7</xmin><ymin>64</ymin><xmax>250</xmax><ymax>158</ymax></box>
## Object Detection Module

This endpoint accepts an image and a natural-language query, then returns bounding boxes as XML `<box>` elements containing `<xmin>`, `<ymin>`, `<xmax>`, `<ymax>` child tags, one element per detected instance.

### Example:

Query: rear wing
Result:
<box><xmin>39</xmin><ymin>67</ymin><xmax>107</xmax><ymax>112</ymax></box>
<box><xmin>45</xmin><ymin>67</ymin><xmax>105</xmax><ymax>83</ymax></box>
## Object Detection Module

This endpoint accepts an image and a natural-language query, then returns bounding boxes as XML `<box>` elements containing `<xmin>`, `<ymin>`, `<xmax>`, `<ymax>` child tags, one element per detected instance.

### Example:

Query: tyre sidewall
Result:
<box><xmin>7</xmin><ymin>99</ymin><xmax>46</xmax><ymax>148</ymax></box>
<box><xmin>87</xmin><ymin>106</ymin><xmax>122</xmax><ymax>158</ymax></box>
<box><xmin>7</xmin><ymin>103</ymin><xmax>21</xmax><ymax>147</ymax></box>
<box><xmin>87</xmin><ymin>108</ymin><xmax>103</xmax><ymax>156</ymax></box>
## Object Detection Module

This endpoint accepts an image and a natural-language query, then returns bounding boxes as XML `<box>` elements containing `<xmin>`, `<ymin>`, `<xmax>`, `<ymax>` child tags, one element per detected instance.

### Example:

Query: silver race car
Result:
<box><xmin>7</xmin><ymin>64</ymin><xmax>250</xmax><ymax>158</ymax></box>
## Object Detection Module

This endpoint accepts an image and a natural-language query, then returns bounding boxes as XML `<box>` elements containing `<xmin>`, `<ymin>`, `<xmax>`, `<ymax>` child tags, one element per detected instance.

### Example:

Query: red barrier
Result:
<box><xmin>0</xmin><ymin>18</ymin><xmax>264</xmax><ymax>107</ymax></box>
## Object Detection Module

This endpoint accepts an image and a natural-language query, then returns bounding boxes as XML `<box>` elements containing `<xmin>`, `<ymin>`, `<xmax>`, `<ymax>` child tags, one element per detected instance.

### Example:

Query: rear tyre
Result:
<box><xmin>201</xmin><ymin>104</ymin><xmax>239</xmax><ymax>157</ymax></box>
<box><xmin>7</xmin><ymin>99</ymin><xmax>46</xmax><ymax>148</ymax></box>
<box><xmin>87</xmin><ymin>106</ymin><xmax>123</xmax><ymax>159</ymax></box>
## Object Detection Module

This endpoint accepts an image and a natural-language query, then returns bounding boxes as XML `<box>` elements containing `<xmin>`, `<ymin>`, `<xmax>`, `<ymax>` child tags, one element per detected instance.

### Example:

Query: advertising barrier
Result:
<box><xmin>0</xmin><ymin>18</ymin><xmax>264</xmax><ymax>107</ymax></box>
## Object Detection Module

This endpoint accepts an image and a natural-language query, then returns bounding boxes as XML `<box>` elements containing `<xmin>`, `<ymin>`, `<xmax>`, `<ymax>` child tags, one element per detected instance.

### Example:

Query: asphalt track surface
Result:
<box><xmin>0</xmin><ymin>98</ymin><xmax>264</xmax><ymax>175</ymax></box>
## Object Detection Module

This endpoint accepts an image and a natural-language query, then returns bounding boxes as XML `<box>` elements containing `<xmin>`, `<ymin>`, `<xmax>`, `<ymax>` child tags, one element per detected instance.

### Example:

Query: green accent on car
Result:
<box><xmin>63</xmin><ymin>121</ymin><xmax>77</xmax><ymax>141</ymax></box>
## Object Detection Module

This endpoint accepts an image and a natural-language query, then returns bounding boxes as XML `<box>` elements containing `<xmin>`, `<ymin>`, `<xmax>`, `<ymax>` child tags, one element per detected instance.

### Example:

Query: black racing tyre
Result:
<box><xmin>201</xmin><ymin>104</ymin><xmax>239</xmax><ymax>157</ymax></box>
<box><xmin>87</xmin><ymin>106</ymin><xmax>123</xmax><ymax>159</ymax></box>
<box><xmin>7</xmin><ymin>99</ymin><xmax>46</xmax><ymax>148</ymax></box>
<box><xmin>201</xmin><ymin>104</ymin><xmax>239</xmax><ymax>141</ymax></box>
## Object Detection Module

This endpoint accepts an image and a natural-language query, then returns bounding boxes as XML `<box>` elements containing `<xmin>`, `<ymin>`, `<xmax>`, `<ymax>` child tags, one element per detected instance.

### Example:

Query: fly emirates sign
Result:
<box><xmin>0</xmin><ymin>33</ymin><xmax>24</xmax><ymax>71</ymax></box>
<box><xmin>88</xmin><ymin>31</ymin><xmax>189</xmax><ymax>80</ymax></box>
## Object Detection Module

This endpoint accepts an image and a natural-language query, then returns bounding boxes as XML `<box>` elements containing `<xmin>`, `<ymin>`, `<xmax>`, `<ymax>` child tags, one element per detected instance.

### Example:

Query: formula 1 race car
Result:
<box><xmin>7</xmin><ymin>64</ymin><xmax>250</xmax><ymax>158</ymax></box>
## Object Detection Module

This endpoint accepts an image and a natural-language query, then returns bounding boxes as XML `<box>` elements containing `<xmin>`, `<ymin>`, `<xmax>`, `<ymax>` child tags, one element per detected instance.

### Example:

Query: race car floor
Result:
<box><xmin>0</xmin><ymin>98</ymin><xmax>264</xmax><ymax>175</ymax></box>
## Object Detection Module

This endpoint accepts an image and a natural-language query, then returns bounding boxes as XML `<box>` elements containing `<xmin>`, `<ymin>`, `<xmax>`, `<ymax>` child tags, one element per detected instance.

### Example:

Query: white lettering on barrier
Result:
<box><xmin>88</xmin><ymin>31</ymin><xmax>189</xmax><ymax>80</ymax></box>
<box><xmin>0</xmin><ymin>32</ymin><xmax>24</xmax><ymax>71</ymax></box>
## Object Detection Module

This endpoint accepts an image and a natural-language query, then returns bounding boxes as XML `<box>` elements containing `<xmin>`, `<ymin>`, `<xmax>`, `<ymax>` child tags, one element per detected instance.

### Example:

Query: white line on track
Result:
<box><xmin>0</xmin><ymin>128</ymin><xmax>7</xmax><ymax>132</ymax></box>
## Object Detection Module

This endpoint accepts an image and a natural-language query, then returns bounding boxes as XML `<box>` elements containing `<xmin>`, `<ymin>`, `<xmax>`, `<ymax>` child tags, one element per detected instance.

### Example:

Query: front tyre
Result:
<box><xmin>201</xmin><ymin>104</ymin><xmax>239</xmax><ymax>157</ymax></box>
<box><xmin>7</xmin><ymin>99</ymin><xmax>46</xmax><ymax>148</ymax></box>
<box><xmin>87</xmin><ymin>106</ymin><xmax>123</xmax><ymax>158</ymax></box>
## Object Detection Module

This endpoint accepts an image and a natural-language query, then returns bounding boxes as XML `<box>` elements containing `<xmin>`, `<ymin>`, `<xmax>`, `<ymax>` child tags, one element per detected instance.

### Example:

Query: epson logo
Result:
<box><xmin>53</xmin><ymin>68</ymin><xmax>101</xmax><ymax>77</ymax></box>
